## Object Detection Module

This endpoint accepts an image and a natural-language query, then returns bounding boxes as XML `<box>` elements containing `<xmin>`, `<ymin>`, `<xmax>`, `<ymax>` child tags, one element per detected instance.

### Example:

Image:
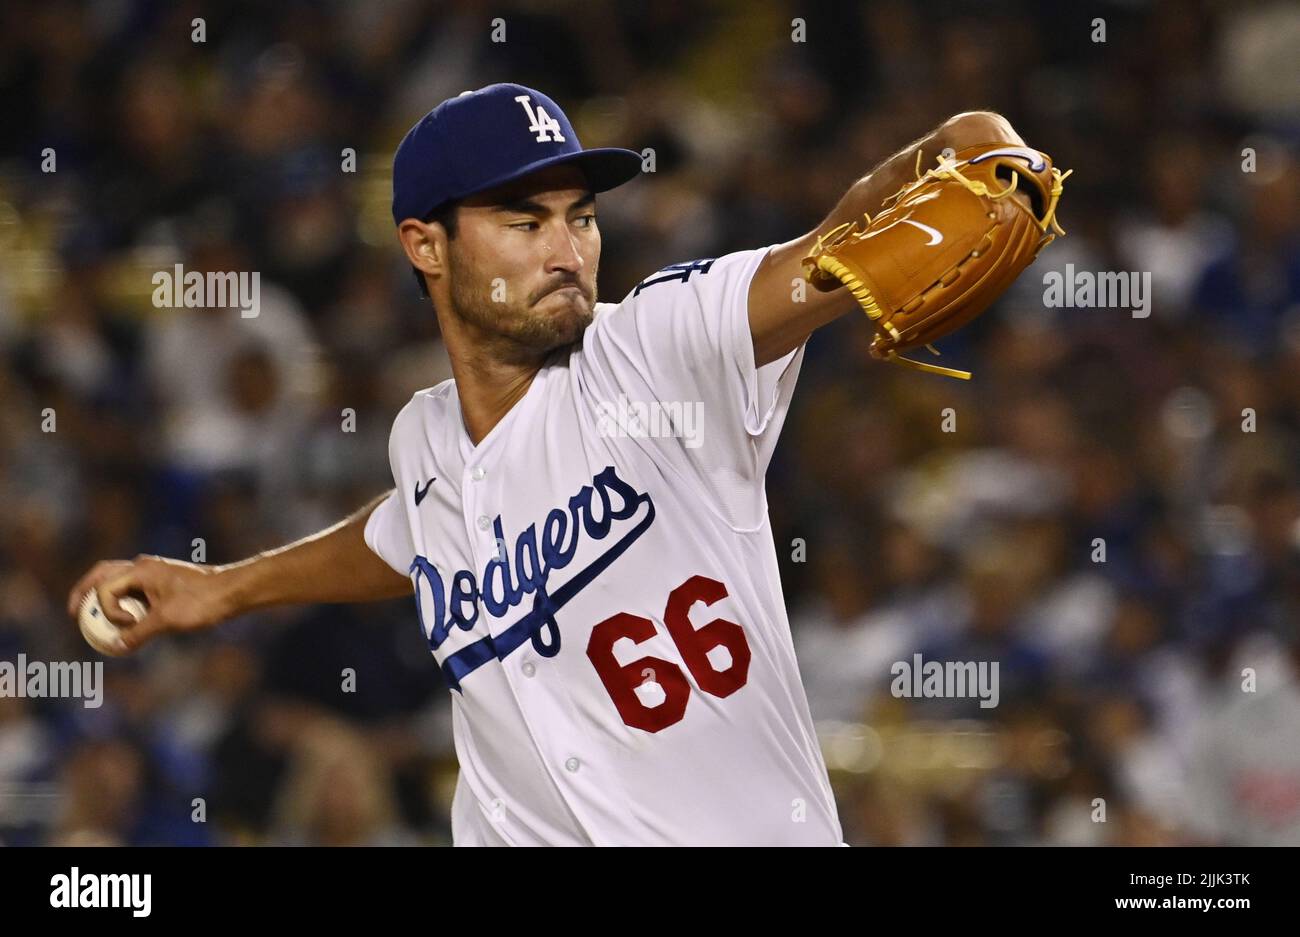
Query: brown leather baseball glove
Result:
<box><xmin>802</xmin><ymin>143</ymin><xmax>1071</xmax><ymax>379</ymax></box>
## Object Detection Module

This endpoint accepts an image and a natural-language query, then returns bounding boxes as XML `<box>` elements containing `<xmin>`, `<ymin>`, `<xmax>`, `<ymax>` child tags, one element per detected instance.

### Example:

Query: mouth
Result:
<box><xmin>543</xmin><ymin>285</ymin><xmax>584</xmax><ymax>301</ymax></box>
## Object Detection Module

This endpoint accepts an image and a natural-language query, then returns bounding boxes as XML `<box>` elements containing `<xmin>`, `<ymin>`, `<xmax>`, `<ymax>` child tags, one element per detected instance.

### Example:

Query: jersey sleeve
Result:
<box><xmin>363</xmin><ymin>489</ymin><xmax>414</xmax><ymax>576</ymax></box>
<box><xmin>580</xmin><ymin>245</ymin><xmax>805</xmax><ymax>530</ymax></box>
<box><xmin>362</xmin><ymin>397</ymin><xmax>421</xmax><ymax>576</ymax></box>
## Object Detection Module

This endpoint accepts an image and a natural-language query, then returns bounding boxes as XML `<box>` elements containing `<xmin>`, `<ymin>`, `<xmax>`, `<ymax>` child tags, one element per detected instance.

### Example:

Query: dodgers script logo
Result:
<box><xmin>409</xmin><ymin>466</ymin><xmax>655</xmax><ymax>690</ymax></box>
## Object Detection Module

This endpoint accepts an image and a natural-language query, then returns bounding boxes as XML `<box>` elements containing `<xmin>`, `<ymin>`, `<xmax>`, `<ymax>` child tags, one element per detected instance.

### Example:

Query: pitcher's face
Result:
<box><xmin>444</xmin><ymin>164</ymin><xmax>600</xmax><ymax>357</ymax></box>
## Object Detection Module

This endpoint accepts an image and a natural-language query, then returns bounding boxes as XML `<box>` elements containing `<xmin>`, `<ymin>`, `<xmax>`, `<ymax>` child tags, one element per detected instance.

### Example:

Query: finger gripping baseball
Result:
<box><xmin>802</xmin><ymin>143</ymin><xmax>1072</xmax><ymax>379</ymax></box>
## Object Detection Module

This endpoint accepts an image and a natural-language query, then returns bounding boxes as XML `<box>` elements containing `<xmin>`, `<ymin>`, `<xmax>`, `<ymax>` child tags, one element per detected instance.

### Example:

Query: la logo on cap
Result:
<box><xmin>514</xmin><ymin>94</ymin><xmax>566</xmax><ymax>143</ymax></box>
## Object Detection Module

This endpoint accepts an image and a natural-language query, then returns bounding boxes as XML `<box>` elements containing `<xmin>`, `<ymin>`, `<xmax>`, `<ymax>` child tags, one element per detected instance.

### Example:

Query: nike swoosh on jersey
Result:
<box><xmin>414</xmin><ymin>478</ymin><xmax>437</xmax><ymax>505</ymax></box>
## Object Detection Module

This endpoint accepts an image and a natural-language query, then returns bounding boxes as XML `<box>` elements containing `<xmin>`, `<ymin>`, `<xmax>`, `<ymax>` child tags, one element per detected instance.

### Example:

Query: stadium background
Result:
<box><xmin>1</xmin><ymin>0</ymin><xmax>1298</xmax><ymax>846</ymax></box>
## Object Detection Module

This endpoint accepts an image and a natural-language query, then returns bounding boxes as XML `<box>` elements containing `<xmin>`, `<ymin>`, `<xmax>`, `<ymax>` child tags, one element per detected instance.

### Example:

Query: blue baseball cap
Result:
<box><xmin>392</xmin><ymin>83</ymin><xmax>643</xmax><ymax>224</ymax></box>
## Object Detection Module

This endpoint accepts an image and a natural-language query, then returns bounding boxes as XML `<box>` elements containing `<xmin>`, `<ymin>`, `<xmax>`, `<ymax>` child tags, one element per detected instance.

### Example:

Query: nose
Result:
<box><xmin>543</xmin><ymin>222</ymin><xmax>584</xmax><ymax>274</ymax></box>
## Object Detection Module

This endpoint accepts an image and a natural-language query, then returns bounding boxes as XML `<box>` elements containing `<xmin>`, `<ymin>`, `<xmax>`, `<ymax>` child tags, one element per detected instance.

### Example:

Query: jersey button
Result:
<box><xmin>522</xmin><ymin>661</ymin><xmax>536</xmax><ymax>677</ymax></box>
<box><xmin>471</xmin><ymin>467</ymin><xmax>486</xmax><ymax>481</ymax></box>
<box><xmin>564</xmin><ymin>757</ymin><xmax>580</xmax><ymax>773</ymax></box>
<box><xmin>476</xmin><ymin>515</ymin><xmax>491</xmax><ymax>531</ymax></box>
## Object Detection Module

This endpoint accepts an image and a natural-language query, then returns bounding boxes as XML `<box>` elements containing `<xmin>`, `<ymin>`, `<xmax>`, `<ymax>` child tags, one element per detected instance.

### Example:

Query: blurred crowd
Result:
<box><xmin>2</xmin><ymin>0</ymin><xmax>1299</xmax><ymax>846</ymax></box>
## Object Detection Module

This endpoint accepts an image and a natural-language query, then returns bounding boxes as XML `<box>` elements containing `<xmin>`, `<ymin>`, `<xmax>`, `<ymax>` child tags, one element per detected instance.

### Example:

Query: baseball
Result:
<box><xmin>77</xmin><ymin>589</ymin><xmax>146</xmax><ymax>657</ymax></box>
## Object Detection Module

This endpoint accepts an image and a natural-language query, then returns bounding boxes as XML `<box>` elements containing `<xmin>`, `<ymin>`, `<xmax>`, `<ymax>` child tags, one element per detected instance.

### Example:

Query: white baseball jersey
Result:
<box><xmin>364</xmin><ymin>245</ymin><xmax>842</xmax><ymax>845</ymax></box>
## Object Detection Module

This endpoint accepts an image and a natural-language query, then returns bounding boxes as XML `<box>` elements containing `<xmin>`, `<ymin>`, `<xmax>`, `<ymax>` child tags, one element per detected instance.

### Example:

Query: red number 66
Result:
<box><xmin>585</xmin><ymin>575</ymin><xmax>751</xmax><ymax>733</ymax></box>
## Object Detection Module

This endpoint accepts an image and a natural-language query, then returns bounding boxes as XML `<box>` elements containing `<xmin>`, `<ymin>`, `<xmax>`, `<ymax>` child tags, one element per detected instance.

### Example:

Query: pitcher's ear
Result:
<box><xmin>397</xmin><ymin>218</ymin><xmax>447</xmax><ymax>280</ymax></box>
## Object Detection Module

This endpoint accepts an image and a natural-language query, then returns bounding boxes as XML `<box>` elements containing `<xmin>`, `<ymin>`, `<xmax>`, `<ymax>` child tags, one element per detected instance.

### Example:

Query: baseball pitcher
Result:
<box><xmin>68</xmin><ymin>84</ymin><xmax>1067</xmax><ymax>846</ymax></box>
